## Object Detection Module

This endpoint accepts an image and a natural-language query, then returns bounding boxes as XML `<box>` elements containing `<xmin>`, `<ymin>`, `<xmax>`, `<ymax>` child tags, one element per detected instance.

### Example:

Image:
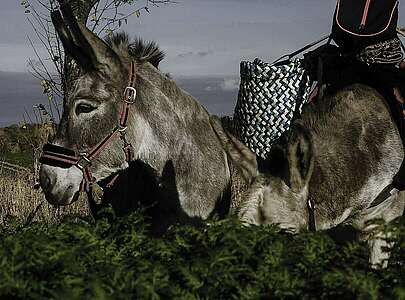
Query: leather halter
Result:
<box><xmin>40</xmin><ymin>61</ymin><xmax>137</xmax><ymax>197</ymax></box>
<box><xmin>307</xmin><ymin>198</ymin><xmax>316</xmax><ymax>232</ymax></box>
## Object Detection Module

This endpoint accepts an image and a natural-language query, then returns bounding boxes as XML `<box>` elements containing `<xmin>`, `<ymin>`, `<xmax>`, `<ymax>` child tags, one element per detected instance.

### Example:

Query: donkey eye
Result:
<box><xmin>76</xmin><ymin>103</ymin><xmax>96</xmax><ymax>115</ymax></box>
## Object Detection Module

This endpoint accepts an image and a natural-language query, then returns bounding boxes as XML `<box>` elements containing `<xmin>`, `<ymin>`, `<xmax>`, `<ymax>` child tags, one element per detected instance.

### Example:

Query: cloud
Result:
<box><xmin>197</xmin><ymin>50</ymin><xmax>214</xmax><ymax>57</ymax></box>
<box><xmin>219</xmin><ymin>78</ymin><xmax>239</xmax><ymax>91</ymax></box>
<box><xmin>177</xmin><ymin>50</ymin><xmax>214</xmax><ymax>59</ymax></box>
<box><xmin>177</xmin><ymin>51</ymin><xmax>194</xmax><ymax>58</ymax></box>
<box><xmin>202</xmin><ymin>77</ymin><xmax>239</xmax><ymax>92</ymax></box>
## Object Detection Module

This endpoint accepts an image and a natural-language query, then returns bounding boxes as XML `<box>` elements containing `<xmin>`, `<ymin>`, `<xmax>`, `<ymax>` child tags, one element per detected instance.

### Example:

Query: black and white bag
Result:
<box><xmin>233</xmin><ymin>58</ymin><xmax>312</xmax><ymax>159</ymax></box>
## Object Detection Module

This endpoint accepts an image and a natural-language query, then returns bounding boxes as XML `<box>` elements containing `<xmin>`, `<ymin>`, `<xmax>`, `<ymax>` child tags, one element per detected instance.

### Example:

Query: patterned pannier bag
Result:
<box><xmin>233</xmin><ymin>58</ymin><xmax>312</xmax><ymax>159</ymax></box>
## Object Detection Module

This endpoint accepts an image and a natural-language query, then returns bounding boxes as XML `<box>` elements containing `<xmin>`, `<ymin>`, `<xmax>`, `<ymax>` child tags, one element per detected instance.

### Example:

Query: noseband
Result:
<box><xmin>40</xmin><ymin>61</ymin><xmax>137</xmax><ymax>197</ymax></box>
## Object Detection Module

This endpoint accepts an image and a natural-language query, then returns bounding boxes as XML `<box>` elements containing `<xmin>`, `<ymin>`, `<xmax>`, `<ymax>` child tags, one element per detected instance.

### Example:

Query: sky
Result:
<box><xmin>0</xmin><ymin>0</ymin><xmax>341</xmax><ymax>76</ymax></box>
<box><xmin>1</xmin><ymin>0</ymin><xmax>404</xmax><ymax>76</ymax></box>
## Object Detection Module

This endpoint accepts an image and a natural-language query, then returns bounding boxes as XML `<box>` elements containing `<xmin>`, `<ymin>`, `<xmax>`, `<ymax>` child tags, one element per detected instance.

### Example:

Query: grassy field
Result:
<box><xmin>0</xmin><ymin>125</ymin><xmax>404</xmax><ymax>300</ymax></box>
<box><xmin>0</xmin><ymin>167</ymin><xmax>90</xmax><ymax>227</ymax></box>
<box><xmin>0</xmin><ymin>123</ymin><xmax>54</xmax><ymax>167</ymax></box>
<box><xmin>0</xmin><ymin>123</ymin><xmax>88</xmax><ymax>226</ymax></box>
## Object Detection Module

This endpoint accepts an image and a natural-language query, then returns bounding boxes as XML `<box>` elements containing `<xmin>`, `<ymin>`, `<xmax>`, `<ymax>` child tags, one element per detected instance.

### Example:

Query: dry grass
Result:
<box><xmin>0</xmin><ymin>121</ymin><xmax>91</xmax><ymax>226</ymax></box>
<box><xmin>0</xmin><ymin>168</ymin><xmax>90</xmax><ymax>227</ymax></box>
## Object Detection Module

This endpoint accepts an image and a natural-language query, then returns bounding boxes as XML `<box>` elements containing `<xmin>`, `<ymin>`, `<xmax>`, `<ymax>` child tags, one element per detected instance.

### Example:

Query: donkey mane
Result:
<box><xmin>104</xmin><ymin>32</ymin><xmax>165</xmax><ymax>68</ymax></box>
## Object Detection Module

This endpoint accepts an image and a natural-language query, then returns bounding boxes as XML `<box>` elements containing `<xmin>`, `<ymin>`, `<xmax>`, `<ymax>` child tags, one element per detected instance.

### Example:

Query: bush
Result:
<box><xmin>0</xmin><ymin>209</ymin><xmax>404</xmax><ymax>300</ymax></box>
<box><xmin>0</xmin><ymin>123</ymin><xmax>54</xmax><ymax>167</ymax></box>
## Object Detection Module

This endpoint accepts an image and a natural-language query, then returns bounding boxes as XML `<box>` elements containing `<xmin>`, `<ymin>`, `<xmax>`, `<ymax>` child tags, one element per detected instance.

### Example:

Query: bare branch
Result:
<box><xmin>27</xmin><ymin>36</ymin><xmax>55</xmax><ymax>89</ymax></box>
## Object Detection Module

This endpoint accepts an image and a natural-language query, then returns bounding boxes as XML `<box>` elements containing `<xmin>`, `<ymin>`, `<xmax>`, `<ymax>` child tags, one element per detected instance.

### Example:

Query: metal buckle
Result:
<box><xmin>124</xmin><ymin>87</ymin><xmax>136</xmax><ymax>104</ymax></box>
<box><xmin>118</xmin><ymin>124</ymin><xmax>128</xmax><ymax>132</ymax></box>
<box><xmin>308</xmin><ymin>198</ymin><xmax>315</xmax><ymax>210</ymax></box>
<box><xmin>76</xmin><ymin>154</ymin><xmax>91</xmax><ymax>170</ymax></box>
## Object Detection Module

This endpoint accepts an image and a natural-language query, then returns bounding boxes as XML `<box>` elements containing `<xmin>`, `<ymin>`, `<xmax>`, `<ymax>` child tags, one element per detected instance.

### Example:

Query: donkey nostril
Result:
<box><xmin>39</xmin><ymin>170</ymin><xmax>53</xmax><ymax>191</ymax></box>
<box><xmin>67</xmin><ymin>185</ymin><xmax>74</xmax><ymax>191</ymax></box>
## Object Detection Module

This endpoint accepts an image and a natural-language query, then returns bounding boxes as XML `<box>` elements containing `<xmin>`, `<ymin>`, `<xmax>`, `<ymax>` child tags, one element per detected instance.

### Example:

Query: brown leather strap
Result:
<box><xmin>87</xmin><ymin>128</ymin><xmax>120</xmax><ymax>161</ymax></box>
<box><xmin>41</xmin><ymin>152</ymin><xmax>80</xmax><ymax>165</ymax></box>
<box><xmin>307</xmin><ymin>198</ymin><xmax>316</xmax><ymax>232</ymax></box>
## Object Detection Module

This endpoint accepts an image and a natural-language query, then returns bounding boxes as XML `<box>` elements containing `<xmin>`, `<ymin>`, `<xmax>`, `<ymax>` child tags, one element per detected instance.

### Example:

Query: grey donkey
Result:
<box><xmin>211</xmin><ymin>84</ymin><xmax>405</xmax><ymax>266</ymax></box>
<box><xmin>39</xmin><ymin>3</ymin><xmax>231</xmax><ymax>230</ymax></box>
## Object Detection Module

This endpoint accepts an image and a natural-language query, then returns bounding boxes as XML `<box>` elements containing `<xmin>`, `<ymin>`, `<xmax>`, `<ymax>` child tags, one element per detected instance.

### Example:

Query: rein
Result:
<box><xmin>40</xmin><ymin>61</ymin><xmax>137</xmax><ymax>199</ymax></box>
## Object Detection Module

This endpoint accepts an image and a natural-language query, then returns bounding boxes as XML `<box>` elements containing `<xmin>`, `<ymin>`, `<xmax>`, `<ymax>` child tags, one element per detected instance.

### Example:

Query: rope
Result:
<box><xmin>271</xmin><ymin>34</ymin><xmax>330</xmax><ymax>66</ymax></box>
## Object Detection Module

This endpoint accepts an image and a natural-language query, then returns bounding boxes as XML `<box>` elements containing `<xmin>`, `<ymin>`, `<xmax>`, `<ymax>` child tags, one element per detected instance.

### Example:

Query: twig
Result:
<box><xmin>24</xmin><ymin>108</ymin><xmax>34</xmax><ymax>124</ymax></box>
<box><xmin>27</xmin><ymin>36</ymin><xmax>55</xmax><ymax>92</ymax></box>
<box><xmin>21</xmin><ymin>203</ymin><xmax>43</xmax><ymax>229</ymax></box>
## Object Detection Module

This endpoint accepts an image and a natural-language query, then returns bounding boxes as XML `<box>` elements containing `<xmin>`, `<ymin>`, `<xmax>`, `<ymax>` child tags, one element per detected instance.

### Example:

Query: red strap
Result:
<box><xmin>128</xmin><ymin>61</ymin><xmax>136</xmax><ymax>86</ymax></box>
<box><xmin>41</xmin><ymin>152</ymin><xmax>80</xmax><ymax>165</ymax></box>
<box><xmin>88</xmin><ymin>128</ymin><xmax>119</xmax><ymax>161</ymax></box>
<box><xmin>360</xmin><ymin>0</ymin><xmax>372</xmax><ymax>29</ymax></box>
<box><xmin>106</xmin><ymin>173</ymin><xmax>120</xmax><ymax>189</ymax></box>
<box><xmin>119</xmin><ymin>104</ymin><xmax>131</xmax><ymax>127</ymax></box>
<box><xmin>78</xmin><ymin>166</ymin><xmax>94</xmax><ymax>193</ymax></box>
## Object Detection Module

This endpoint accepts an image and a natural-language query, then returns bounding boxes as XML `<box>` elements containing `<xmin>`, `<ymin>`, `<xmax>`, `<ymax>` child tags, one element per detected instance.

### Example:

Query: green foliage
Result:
<box><xmin>0</xmin><ymin>209</ymin><xmax>404</xmax><ymax>300</ymax></box>
<box><xmin>0</xmin><ymin>123</ymin><xmax>53</xmax><ymax>167</ymax></box>
<box><xmin>1</xmin><ymin>151</ymin><xmax>33</xmax><ymax>168</ymax></box>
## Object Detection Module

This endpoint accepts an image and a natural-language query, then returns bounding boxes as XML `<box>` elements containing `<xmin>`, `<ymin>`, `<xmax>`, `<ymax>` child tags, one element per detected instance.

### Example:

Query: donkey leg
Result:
<box><xmin>364</xmin><ymin>229</ymin><xmax>392</xmax><ymax>268</ymax></box>
<box><xmin>357</xmin><ymin>191</ymin><xmax>405</xmax><ymax>267</ymax></box>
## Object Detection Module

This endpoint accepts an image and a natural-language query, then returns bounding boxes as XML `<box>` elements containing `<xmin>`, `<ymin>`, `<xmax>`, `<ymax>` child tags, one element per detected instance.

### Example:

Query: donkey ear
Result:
<box><xmin>51</xmin><ymin>10</ymin><xmax>92</xmax><ymax>70</ymax></box>
<box><xmin>210</xmin><ymin>116</ymin><xmax>258</xmax><ymax>184</ymax></box>
<box><xmin>286</xmin><ymin>120</ymin><xmax>314</xmax><ymax>192</ymax></box>
<box><xmin>52</xmin><ymin>2</ymin><xmax>121</xmax><ymax>72</ymax></box>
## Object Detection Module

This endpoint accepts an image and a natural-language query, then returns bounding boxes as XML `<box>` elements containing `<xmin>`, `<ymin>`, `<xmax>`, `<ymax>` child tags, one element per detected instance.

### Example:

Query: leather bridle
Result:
<box><xmin>39</xmin><ymin>61</ymin><xmax>137</xmax><ymax>198</ymax></box>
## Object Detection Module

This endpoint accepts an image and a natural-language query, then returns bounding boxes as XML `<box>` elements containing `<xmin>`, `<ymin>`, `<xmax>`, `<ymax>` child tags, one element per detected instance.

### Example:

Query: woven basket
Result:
<box><xmin>233</xmin><ymin>58</ymin><xmax>311</xmax><ymax>159</ymax></box>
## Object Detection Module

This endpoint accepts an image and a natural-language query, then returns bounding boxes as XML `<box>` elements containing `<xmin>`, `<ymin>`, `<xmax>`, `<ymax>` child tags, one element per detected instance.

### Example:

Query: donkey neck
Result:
<box><xmin>126</xmin><ymin>63</ymin><xmax>230</xmax><ymax>218</ymax></box>
<box><xmin>131</xmin><ymin>64</ymin><xmax>212</xmax><ymax>169</ymax></box>
<box><xmin>301</xmin><ymin>85</ymin><xmax>403</xmax><ymax>229</ymax></box>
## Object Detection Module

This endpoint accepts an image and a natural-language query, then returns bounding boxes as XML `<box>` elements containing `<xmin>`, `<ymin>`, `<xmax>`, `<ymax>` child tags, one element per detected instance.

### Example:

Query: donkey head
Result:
<box><xmin>40</xmin><ymin>2</ymin><xmax>163</xmax><ymax>205</ymax></box>
<box><xmin>211</xmin><ymin>117</ymin><xmax>314</xmax><ymax>228</ymax></box>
